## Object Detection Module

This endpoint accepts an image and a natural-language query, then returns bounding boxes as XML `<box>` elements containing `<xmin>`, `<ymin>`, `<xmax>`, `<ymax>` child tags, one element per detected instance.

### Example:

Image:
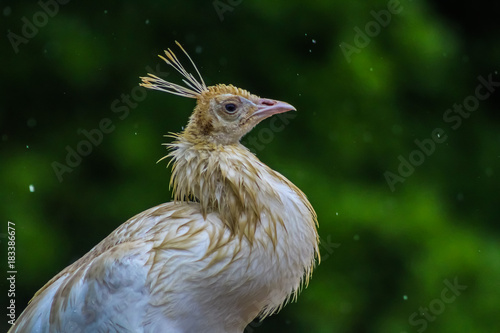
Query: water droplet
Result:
<box><xmin>336</xmin><ymin>212</ymin><xmax>339</xmax><ymax>216</ymax></box>
<box><xmin>26</xmin><ymin>145</ymin><xmax>29</xmax><ymax>149</ymax></box>
<box><xmin>304</xmin><ymin>33</ymin><xmax>308</xmax><ymax>36</ymax></box>
<box><xmin>104</xmin><ymin>9</ymin><xmax>108</xmax><ymax>14</ymax></box>
<box><xmin>29</xmin><ymin>184</ymin><xmax>35</xmax><ymax>192</ymax></box>
<box><xmin>134</xmin><ymin>132</ymin><xmax>138</xmax><ymax>135</ymax></box>
<box><xmin>403</xmin><ymin>295</ymin><xmax>408</xmax><ymax>300</ymax></box>
<box><xmin>369</xmin><ymin>67</ymin><xmax>373</xmax><ymax>71</ymax></box>
<box><xmin>309</xmin><ymin>49</ymin><xmax>312</xmax><ymax>53</ymax></box>
<box><xmin>195</xmin><ymin>46</ymin><xmax>203</xmax><ymax>54</ymax></box>
<box><xmin>145</xmin><ymin>19</ymin><xmax>150</xmax><ymax>24</ymax></box>
<box><xmin>296</xmin><ymin>73</ymin><xmax>299</xmax><ymax>76</ymax></box>
<box><xmin>312</xmin><ymin>39</ymin><xmax>316</xmax><ymax>44</ymax></box>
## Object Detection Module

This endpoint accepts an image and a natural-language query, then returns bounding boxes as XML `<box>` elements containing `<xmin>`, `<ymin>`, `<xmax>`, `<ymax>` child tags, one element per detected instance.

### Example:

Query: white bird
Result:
<box><xmin>10</xmin><ymin>41</ymin><xmax>319</xmax><ymax>333</ymax></box>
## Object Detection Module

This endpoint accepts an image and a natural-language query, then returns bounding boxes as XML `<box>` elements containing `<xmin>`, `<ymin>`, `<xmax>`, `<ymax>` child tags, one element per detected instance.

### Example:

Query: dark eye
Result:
<box><xmin>225</xmin><ymin>103</ymin><xmax>237</xmax><ymax>113</ymax></box>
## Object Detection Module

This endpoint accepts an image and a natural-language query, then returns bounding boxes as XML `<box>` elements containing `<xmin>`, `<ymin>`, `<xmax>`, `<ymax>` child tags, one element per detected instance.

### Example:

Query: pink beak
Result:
<box><xmin>252</xmin><ymin>98</ymin><xmax>296</xmax><ymax>121</ymax></box>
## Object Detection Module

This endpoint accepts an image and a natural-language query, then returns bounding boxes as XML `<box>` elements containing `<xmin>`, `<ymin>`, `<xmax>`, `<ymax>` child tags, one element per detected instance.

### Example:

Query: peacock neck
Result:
<box><xmin>166</xmin><ymin>135</ymin><xmax>283</xmax><ymax>244</ymax></box>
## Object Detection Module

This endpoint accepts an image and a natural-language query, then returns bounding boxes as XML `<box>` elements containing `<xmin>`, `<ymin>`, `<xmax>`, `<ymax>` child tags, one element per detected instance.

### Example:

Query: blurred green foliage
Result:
<box><xmin>1</xmin><ymin>0</ymin><xmax>499</xmax><ymax>332</ymax></box>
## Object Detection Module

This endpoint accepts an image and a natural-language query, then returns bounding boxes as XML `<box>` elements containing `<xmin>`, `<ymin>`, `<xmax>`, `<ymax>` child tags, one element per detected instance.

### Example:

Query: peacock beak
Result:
<box><xmin>252</xmin><ymin>98</ymin><xmax>296</xmax><ymax>121</ymax></box>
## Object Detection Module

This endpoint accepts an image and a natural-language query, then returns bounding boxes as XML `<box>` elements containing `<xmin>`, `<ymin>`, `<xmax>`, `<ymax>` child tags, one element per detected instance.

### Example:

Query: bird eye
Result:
<box><xmin>225</xmin><ymin>103</ymin><xmax>237</xmax><ymax>113</ymax></box>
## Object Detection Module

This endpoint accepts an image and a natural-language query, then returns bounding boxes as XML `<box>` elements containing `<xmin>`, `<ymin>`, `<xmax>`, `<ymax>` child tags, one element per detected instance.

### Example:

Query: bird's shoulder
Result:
<box><xmin>13</xmin><ymin>202</ymin><xmax>225</xmax><ymax>333</ymax></box>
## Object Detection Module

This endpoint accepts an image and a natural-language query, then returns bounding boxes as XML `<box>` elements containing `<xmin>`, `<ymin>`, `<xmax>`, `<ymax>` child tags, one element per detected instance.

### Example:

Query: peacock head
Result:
<box><xmin>140</xmin><ymin>41</ymin><xmax>295</xmax><ymax>146</ymax></box>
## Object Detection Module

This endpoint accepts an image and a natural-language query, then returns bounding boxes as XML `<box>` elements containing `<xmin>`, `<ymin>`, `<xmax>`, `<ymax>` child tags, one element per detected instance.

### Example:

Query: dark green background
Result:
<box><xmin>2</xmin><ymin>0</ymin><xmax>499</xmax><ymax>332</ymax></box>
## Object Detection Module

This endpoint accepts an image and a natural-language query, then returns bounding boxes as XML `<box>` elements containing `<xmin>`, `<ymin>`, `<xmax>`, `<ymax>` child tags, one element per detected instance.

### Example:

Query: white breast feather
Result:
<box><xmin>11</xmin><ymin>151</ymin><xmax>317</xmax><ymax>333</ymax></box>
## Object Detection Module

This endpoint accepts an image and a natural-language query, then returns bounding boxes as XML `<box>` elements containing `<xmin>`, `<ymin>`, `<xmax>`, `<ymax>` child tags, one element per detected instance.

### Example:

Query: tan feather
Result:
<box><xmin>10</xmin><ymin>42</ymin><xmax>319</xmax><ymax>333</ymax></box>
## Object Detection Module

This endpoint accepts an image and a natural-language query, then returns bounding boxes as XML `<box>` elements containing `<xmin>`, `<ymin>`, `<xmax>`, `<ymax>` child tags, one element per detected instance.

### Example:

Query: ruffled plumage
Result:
<box><xmin>10</xmin><ymin>42</ymin><xmax>319</xmax><ymax>333</ymax></box>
